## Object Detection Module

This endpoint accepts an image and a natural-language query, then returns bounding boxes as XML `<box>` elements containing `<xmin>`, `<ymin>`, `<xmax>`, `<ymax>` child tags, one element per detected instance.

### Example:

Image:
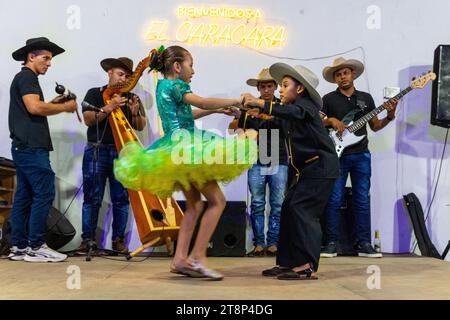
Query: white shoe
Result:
<box><xmin>24</xmin><ymin>244</ymin><xmax>67</xmax><ymax>263</ymax></box>
<box><xmin>8</xmin><ymin>246</ymin><xmax>28</xmax><ymax>261</ymax></box>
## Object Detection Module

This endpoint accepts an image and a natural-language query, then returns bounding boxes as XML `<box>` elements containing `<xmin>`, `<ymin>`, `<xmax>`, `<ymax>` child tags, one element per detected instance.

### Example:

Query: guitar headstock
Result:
<box><xmin>411</xmin><ymin>71</ymin><xmax>436</xmax><ymax>89</ymax></box>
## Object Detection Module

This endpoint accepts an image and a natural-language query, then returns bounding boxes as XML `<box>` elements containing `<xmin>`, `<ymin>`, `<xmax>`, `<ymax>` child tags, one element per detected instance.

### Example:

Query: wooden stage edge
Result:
<box><xmin>0</xmin><ymin>254</ymin><xmax>449</xmax><ymax>300</ymax></box>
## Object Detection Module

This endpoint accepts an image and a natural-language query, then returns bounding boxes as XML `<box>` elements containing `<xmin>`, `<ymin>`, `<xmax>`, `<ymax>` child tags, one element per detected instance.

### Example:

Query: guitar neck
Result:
<box><xmin>348</xmin><ymin>86</ymin><xmax>412</xmax><ymax>132</ymax></box>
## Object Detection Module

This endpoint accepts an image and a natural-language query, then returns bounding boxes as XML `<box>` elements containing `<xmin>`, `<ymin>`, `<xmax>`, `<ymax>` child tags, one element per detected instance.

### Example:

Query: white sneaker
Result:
<box><xmin>24</xmin><ymin>244</ymin><xmax>67</xmax><ymax>263</ymax></box>
<box><xmin>8</xmin><ymin>246</ymin><xmax>28</xmax><ymax>261</ymax></box>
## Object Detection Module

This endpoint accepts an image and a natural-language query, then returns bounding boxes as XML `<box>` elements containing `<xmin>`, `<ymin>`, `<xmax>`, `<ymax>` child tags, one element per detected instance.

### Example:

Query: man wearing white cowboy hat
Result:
<box><xmin>242</xmin><ymin>63</ymin><xmax>339</xmax><ymax>280</ymax></box>
<box><xmin>77</xmin><ymin>57</ymin><xmax>147</xmax><ymax>255</ymax></box>
<box><xmin>231</xmin><ymin>68</ymin><xmax>288</xmax><ymax>257</ymax></box>
<box><xmin>320</xmin><ymin>57</ymin><xmax>398</xmax><ymax>259</ymax></box>
<box><xmin>8</xmin><ymin>37</ymin><xmax>77</xmax><ymax>263</ymax></box>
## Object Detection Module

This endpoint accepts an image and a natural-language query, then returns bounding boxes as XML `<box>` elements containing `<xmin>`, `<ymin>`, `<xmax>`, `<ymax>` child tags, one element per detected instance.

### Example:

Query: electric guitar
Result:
<box><xmin>329</xmin><ymin>71</ymin><xmax>436</xmax><ymax>157</ymax></box>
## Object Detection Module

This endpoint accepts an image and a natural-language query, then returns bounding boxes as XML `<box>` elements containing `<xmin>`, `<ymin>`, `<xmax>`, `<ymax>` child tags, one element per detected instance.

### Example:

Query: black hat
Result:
<box><xmin>12</xmin><ymin>37</ymin><xmax>65</xmax><ymax>61</ymax></box>
<box><xmin>100</xmin><ymin>57</ymin><xmax>134</xmax><ymax>74</ymax></box>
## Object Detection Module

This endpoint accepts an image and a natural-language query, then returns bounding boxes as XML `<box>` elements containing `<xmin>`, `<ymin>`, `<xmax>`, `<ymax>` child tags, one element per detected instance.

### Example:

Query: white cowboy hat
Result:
<box><xmin>246</xmin><ymin>68</ymin><xmax>277</xmax><ymax>87</ymax></box>
<box><xmin>269</xmin><ymin>63</ymin><xmax>322</xmax><ymax>108</ymax></box>
<box><xmin>322</xmin><ymin>57</ymin><xmax>365</xmax><ymax>83</ymax></box>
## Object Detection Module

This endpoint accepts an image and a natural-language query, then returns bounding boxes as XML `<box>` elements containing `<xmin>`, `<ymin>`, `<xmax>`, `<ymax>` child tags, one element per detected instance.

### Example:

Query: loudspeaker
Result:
<box><xmin>431</xmin><ymin>44</ymin><xmax>450</xmax><ymax>128</ymax></box>
<box><xmin>338</xmin><ymin>188</ymin><xmax>358</xmax><ymax>255</ymax></box>
<box><xmin>321</xmin><ymin>187</ymin><xmax>358</xmax><ymax>255</ymax></box>
<box><xmin>45</xmin><ymin>206</ymin><xmax>76</xmax><ymax>250</ymax></box>
<box><xmin>0</xmin><ymin>206</ymin><xmax>76</xmax><ymax>255</ymax></box>
<box><xmin>177</xmin><ymin>201</ymin><xmax>247</xmax><ymax>257</ymax></box>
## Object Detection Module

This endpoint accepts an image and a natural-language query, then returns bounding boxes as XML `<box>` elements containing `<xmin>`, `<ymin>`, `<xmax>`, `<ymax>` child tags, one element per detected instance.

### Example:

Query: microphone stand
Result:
<box><xmin>86</xmin><ymin>109</ymin><xmax>104</xmax><ymax>262</ymax></box>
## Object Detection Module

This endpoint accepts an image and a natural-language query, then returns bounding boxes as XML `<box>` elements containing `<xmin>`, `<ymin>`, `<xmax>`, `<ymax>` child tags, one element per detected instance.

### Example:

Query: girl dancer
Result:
<box><xmin>114</xmin><ymin>46</ymin><xmax>256</xmax><ymax>280</ymax></box>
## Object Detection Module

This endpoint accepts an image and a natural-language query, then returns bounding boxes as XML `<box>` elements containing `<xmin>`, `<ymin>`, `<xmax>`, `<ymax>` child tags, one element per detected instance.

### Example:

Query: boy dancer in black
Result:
<box><xmin>242</xmin><ymin>63</ymin><xmax>339</xmax><ymax>280</ymax></box>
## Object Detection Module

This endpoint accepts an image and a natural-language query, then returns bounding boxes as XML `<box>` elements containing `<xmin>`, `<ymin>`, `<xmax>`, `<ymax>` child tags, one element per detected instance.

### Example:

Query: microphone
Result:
<box><xmin>81</xmin><ymin>101</ymin><xmax>106</xmax><ymax>113</ymax></box>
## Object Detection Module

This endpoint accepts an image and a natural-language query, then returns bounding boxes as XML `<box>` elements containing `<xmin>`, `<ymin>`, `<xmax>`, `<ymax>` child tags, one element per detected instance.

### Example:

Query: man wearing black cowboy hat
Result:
<box><xmin>8</xmin><ymin>37</ymin><xmax>78</xmax><ymax>263</ymax></box>
<box><xmin>78</xmin><ymin>57</ymin><xmax>146</xmax><ymax>255</ymax></box>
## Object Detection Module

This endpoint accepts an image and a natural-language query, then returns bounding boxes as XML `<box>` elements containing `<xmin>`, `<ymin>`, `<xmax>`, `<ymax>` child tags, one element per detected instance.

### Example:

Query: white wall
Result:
<box><xmin>1</xmin><ymin>0</ymin><xmax>449</xmax><ymax>259</ymax></box>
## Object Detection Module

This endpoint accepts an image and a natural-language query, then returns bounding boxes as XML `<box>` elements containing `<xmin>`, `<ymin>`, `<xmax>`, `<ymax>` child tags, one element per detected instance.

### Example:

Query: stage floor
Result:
<box><xmin>0</xmin><ymin>255</ymin><xmax>449</xmax><ymax>300</ymax></box>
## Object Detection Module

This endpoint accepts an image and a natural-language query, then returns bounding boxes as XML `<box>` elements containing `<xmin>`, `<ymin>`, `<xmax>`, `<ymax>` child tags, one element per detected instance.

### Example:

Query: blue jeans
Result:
<box><xmin>82</xmin><ymin>144</ymin><xmax>129</xmax><ymax>241</ymax></box>
<box><xmin>325</xmin><ymin>153</ymin><xmax>371</xmax><ymax>244</ymax></box>
<box><xmin>248</xmin><ymin>164</ymin><xmax>288</xmax><ymax>247</ymax></box>
<box><xmin>10</xmin><ymin>147</ymin><xmax>55</xmax><ymax>249</ymax></box>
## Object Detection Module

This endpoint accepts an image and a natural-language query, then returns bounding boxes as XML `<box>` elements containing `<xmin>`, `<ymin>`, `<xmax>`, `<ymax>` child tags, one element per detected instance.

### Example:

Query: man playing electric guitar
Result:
<box><xmin>320</xmin><ymin>57</ymin><xmax>397</xmax><ymax>259</ymax></box>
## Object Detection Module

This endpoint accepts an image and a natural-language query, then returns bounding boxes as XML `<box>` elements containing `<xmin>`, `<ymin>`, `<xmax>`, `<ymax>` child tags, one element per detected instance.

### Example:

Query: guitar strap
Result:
<box><xmin>342</xmin><ymin>109</ymin><xmax>359</xmax><ymax>125</ymax></box>
<box><xmin>356</xmin><ymin>93</ymin><xmax>367</xmax><ymax>112</ymax></box>
<box><xmin>341</xmin><ymin>92</ymin><xmax>367</xmax><ymax>125</ymax></box>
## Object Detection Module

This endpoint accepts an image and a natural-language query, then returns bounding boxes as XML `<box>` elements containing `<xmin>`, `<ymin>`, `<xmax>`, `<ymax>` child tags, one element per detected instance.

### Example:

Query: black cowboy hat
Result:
<box><xmin>12</xmin><ymin>37</ymin><xmax>65</xmax><ymax>61</ymax></box>
<box><xmin>100</xmin><ymin>57</ymin><xmax>134</xmax><ymax>74</ymax></box>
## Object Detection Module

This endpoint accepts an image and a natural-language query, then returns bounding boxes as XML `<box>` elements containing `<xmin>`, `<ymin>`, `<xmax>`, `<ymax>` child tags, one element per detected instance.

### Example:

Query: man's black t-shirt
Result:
<box><xmin>322</xmin><ymin>88</ymin><xmax>376</xmax><ymax>155</ymax></box>
<box><xmin>9</xmin><ymin>67</ymin><xmax>53</xmax><ymax>151</ymax></box>
<box><xmin>83</xmin><ymin>86</ymin><xmax>144</xmax><ymax>144</ymax></box>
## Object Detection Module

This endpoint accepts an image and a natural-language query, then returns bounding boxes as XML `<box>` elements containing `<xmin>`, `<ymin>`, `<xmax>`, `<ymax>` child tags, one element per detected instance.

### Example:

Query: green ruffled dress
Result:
<box><xmin>114</xmin><ymin>79</ymin><xmax>257</xmax><ymax>197</ymax></box>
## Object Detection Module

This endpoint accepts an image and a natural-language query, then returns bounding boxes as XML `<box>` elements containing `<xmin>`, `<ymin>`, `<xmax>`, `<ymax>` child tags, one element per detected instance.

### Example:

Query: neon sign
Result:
<box><xmin>176</xmin><ymin>6</ymin><xmax>263</xmax><ymax>20</ymax></box>
<box><xmin>144</xmin><ymin>5</ymin><xmax>287</xmax><ymax>49</ymax></box>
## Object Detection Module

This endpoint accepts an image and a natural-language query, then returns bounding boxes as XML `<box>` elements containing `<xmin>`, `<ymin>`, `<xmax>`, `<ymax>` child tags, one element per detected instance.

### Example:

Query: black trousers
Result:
<box><xmin>276</xmin><ymin>178</ymin><xmax>336</xmax><ymax>271</ymax></box>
